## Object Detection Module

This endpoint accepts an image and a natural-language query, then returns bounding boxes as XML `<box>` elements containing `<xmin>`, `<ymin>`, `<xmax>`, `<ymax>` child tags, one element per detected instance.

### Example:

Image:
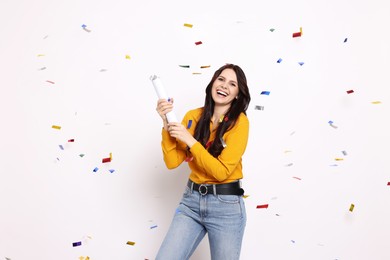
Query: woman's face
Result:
<box><xmin>211</xmin><ymin>68</ymin><xmax>239</xmax><ymax>109</ymax></box>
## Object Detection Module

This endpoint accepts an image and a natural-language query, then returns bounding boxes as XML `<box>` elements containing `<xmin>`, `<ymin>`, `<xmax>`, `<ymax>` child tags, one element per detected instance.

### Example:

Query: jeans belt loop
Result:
<box><xmin>212</xmin><ymin>184</ymin><xmax>216</xmax><ymax>196</ymax></box>
<box><xmin>190</xmin><ymin>181</ymin><xmax>194</xmax><ymax>193</ymax></box>
<box><xmin>198</xmin><ymin>184</ymin><xmax>208</xmax><ymax>195</ymax></box>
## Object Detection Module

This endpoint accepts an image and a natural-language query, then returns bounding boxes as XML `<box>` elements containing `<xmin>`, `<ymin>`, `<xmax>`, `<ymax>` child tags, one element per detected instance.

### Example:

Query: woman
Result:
<box><xmin>155</xmin><ymin>63</ymin><xmax>251</xmax><ymax>260</ymax></box>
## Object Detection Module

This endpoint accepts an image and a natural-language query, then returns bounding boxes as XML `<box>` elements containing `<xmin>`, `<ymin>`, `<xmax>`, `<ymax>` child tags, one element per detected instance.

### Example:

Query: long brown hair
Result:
<box><xmin>194</xmin><ymin>64</ymin><xmax>251</xmax><ymax>157</ymax></box>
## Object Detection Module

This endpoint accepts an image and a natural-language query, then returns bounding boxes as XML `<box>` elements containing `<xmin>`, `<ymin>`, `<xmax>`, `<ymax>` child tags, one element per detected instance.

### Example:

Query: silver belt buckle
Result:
<box><xmin>198</xmin><ymin>184</ymin><xmax>208</xmax><ymax>195</ymax></box>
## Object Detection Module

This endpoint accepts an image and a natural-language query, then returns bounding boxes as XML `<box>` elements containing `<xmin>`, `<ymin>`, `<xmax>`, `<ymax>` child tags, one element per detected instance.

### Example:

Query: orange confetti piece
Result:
<box><xmin>200</xmin><ymin>65</ymin><xmax>210</xmax><ymax>69</ymax></box>
<box><xmin>52</xmin><ymin>125</ymin><xmax>61</xmax><ymax>130</ymax></box>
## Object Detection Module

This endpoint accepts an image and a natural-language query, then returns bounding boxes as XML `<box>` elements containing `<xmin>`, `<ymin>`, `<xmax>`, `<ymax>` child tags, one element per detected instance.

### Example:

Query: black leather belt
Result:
<box><xmin>187</xmin><ymin>179</ymin><xmax>244</xmax><ymax>196</ymax></box>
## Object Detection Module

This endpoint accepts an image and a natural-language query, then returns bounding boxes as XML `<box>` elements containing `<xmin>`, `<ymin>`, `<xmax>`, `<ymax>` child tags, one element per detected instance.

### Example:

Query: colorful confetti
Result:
<box><xmin>46</xmin><ymin>80</ymin><xmax>55</xmax><ymax>84</ymax></box>
<box><xmin>102</xmin><ymin>157</ymin><xmax>111</xmax><ymax>163</ymax></box>
<box><xmin>292</xmin><ymin>32</ymin><xmax>302</xmax><ymax>38</ymax></box>
<box><xmin>349</xmin><ymin>204</ymin><xmax>355</xmax><ymax>212</ymax></box>
<box><xmin>260</xmin><ymin>91</ymin><xmax>270</xmax><ymax>95</ymax></box>
<box><xmin>81</xmin><ymin>24</ymin><xmax>91</xmax><ymax>32</ymax></box>
<box><xmin>59</xmin><ymin>145</ymin><xmax>64</xmax><ymax>150</ymax></box>
<box><xmin>298</xmin><ymin>62</ymin><xmax>305</xmax><ymax>66</ymax></box>
<box><xmin>344</xmin><ymin>38</ymin><xmax>348</xmax><ymax>43</ymax></box>
<box><xmin>187</xmin><ymin>120</ymin><xmax>192</xmax><ymax>129</ymax></box>
<box><xmin>125</xmin><ymin>54</ymin><xmax>131</xmax><ymax>60</ymax></box>
<box><xmin>184</xmin><ymin>23</ymin><xmax>193</xmax><ymax>28</ymax></box>
<box><xmin>195</xmin><ymin>41</ymin><xmax>202</xmax><ymax>45</ymax></box>
<box><xmin>292</xmin><ymin>176</ymin><xmax>302</xmax><ymax>180</ymax></box>
<box><xmin>254</xmin><ymin>105</ymin><xmax>264</xmax><ymax>110</ymax></box>
<box><xmin>256</xmin><ymin>204</ymin><xmax>269</xmax><ymax>209</ymax></box>
<box><xmin>269</xmin><ymin>28</ymin><xmax>275</xmax><ymax>32</ymax></box>
<box><xmin>342</xmin><ymin>150</ymin><xmax>348</xmax><ymax>156</ymax></box>
<box><xmin>72</xmin><ymin>241</ymin><xmax>82</xmax><ymax>247</ymax></box>
<box><xmin>346</xmin><ymin>90</ymin><xmax>354</xmax><ymax>94</ymax></box>
<box><xmin>109</xmin><ymin>169</ymin><xmax>115</xmax><ymax>173</ymax></box>
<box><xmin>68</xmin><ymin>139</ymin><xmax>75</xmax><ymax>142</ymax></box>
<box><xmin>200</xmin><ymin>65</ymin><xmax>211</xmax><ymax>69</ymax></box>
<box><xmin>93</xmin><ymin>167</ymin><xmax>99</xmax><ymax>172</ymax></box>
<box><xmin>371</xmin><ymin>101</ymin><xmax>381</xmax><ymax>104</ymax></box>
<box><xmin>277</xmin><ymin>58</ymin><xmax>283</xmax><ymax>63</ymax></box>
<box><xmin>179</xmin><ymin>65</ymin><xmax>190</xmax><ymax>68</ymax></box>
<box><xmin>52</xmin><ymin>125</ymin><xmax>61</xmax><ymax>130</ymax></box>
<box><xmin>126</xmin><ymin>241</ymin><xmax>136</xmax><ymax>246</ymax></box>
<box><xmin>79</xmin><ymin>154</ymin><xmax>85</xmax><ymax>157</ymax></box>
<box><xmin>150</xmin><ymin>225</ymin><xmax>158</xmax><ymax>229</ymax></box>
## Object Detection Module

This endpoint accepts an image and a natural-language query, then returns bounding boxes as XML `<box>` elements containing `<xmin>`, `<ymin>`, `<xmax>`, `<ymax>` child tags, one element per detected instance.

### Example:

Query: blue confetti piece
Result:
<box><xmin>109</xmin><ymin>169</ymin><xmax>115</xmax><ymax>173</ymax></box>
<box><xmin>328</xmin><ymin>120</ymin><xmax>334</xmax><ymax>124</ymax></box>
<box><xmin>150</xmin><ymin>225</ymin><xmax>158</xmax><ymax>229</ymax></box>
<box><xmin>277</xmin><ymin>58</ymin><xmax>283</xmax><ymax>63</ymax></box>
<box><xmin>260</xmin><ymin>91</ymin><xmax>270</xmax><ymax>95</ymax></box>
<box><xmin>187</xmin><ymin>120</ymin><xmax>192</xmax><ymax>129</ymax></box>
<box><xmin>93</xmin><ymin>167</ymin><xmax>99</xmax><ymax>172</ymax></box>
<box><xmin>298</xmin><ymin>62</ymin><xmax>305</xmax><ymax>66</ymax></box>
<box><xmin>344</xmin><ymin>38</ymin><xmax>348</xmax><ymax>43</ymax></box>
<box><xmin>72</xmin><ymin>241</ymin><xmax>82</xmax><ymax>247</ymax></box>
<box><xmin>81</xmin><ymin>24</ymin><xmax>87</xmax><ymax>28</ymax></box>
<box><xmin>59</xmin><ymin>145</ymin><xmax>64</xmax><ymax>150</ymax></box>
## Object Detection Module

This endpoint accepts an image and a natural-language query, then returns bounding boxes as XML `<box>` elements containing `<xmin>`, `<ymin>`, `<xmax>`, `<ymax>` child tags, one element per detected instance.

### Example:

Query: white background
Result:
<box><xmin>1</xmin><ymin>0</ymin><xmax>389</xmax><ymax>259</ymax></box>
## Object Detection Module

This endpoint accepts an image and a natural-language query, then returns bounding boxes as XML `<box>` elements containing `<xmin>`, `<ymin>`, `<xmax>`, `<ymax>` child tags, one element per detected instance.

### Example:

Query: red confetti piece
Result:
<box><xmin>292</xmin><ymin>32</ymin><xmax>302</xmax><ymax>38</ymax></box>
<box><xmin>102</xmin><ymin>157</ymin><xmax>111</xmax><ymax>163</ymax></box>
<box><xmin>68</xmin><ymin>139</ymin><xmax>75</xmax><ymax>142</ymax></box>
<box><xmin>346</xmin><ymin>90</ymin><xmax>354</xmax><ymax>94</ymax></box>
<box><xmin>256</xmin><ymin>204</ymin><xmax>269</xmax><ymax>209</ymax></box>
<box><xmin>185</xmin><ymin>156</ymin><xmax>193</xmax><ymax>162</ymax></box>
<box><xmin>387</xmin><ymin>182</ymin><xmax>390</xmax><ymax>186</ymax></box>
<box><xmin>195</xmin><ymin>41</ymin><xmax>203</xmax><ymax>45</ymax></box>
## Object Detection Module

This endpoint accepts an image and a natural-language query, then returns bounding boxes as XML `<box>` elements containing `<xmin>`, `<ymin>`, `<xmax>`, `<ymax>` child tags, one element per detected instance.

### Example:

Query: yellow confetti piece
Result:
<box><xmin>109</xmin><ymin>152</ymin><xmax>113</xmax><ymax>160</ymax></box>
<box><xmin>125</xmin><ymin>55</ymin><xmax>131</xmax><ymax>60</ymax></box>
<box><xmin>192</xmin><ymin>72</ymin><xmax>201</xmax><ymax>75</ymax></box>
<box><xmin>335</xmin><ymin>158</ymin><xmax>344</xmax><ymax>161</ymax></box>
<box><xmin>300</xmin><ymin>27</ymin><xmax>303</xmax><ymax>35</ymax></box>
<box><xmin>37</xmin><ymin>54</ymin><xmax>45</xmax><ymax>57</ymax></box>
<box><xmin>52</xmin><ymin>125</ymin><xmax>61</xmax><ymax>130</ymax></box>
<box><xmin>284</xmin><ymin>150</ymin><xmax>292</xmax><ymax>153</ymax></box>
<box><xmin>371</xmin><ymin>101</ymin><xmax>381</xmax><ymax>104</ymax></box>
<box><xmin>184</xmin><ymin>23</ymin><xmax>193</xmax><ymax>28</ymax></box>
<box><xmin>349</xmin><ymin>203</ymin><xmax>355</xmax><ymax>212</ymax></box>
<box><xmin>127</xmin><ymin>241</ymin><xmax>135</xmax><ymax>246</ymax></box>
<box><xmin>243</xmin><ymin>195</ymin><xmax>250</xmax><ymax>199</ymax></box>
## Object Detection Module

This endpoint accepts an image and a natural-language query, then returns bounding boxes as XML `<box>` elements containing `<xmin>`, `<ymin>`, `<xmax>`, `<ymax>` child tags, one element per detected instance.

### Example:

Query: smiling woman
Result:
<box><xmin>155</xmin><ymin>64</ymin><xmax>251</xmax><ymax>259</ymax></box>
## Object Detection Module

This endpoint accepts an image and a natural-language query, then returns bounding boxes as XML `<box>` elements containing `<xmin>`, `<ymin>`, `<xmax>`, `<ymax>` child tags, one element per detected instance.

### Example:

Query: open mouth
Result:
<box><xmin>217</xmin><ymin>90</ymin><xmax>228</xmax><ymax>97</ymax></box>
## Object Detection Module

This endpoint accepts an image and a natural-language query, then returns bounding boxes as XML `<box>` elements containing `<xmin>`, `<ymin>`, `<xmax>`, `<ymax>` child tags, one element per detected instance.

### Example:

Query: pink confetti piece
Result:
<box><xmin>46</xmin><ymin>80</ymin><xmax>55</xmax><ymax>84</ymax></box>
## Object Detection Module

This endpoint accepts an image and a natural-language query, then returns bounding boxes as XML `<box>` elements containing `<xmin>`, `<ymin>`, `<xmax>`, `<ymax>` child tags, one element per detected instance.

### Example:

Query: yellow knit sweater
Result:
<box><xmin>161</xmin><ymin>107</ymin><xmax>249</xmax><ymax>184</ymax></box>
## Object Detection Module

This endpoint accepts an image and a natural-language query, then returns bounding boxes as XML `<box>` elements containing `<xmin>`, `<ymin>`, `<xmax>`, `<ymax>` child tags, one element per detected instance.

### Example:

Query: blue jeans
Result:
<box><xmin>156</xmin><ymin>184</ymin><xmax>246</xmax><ymax>260</ymax></box>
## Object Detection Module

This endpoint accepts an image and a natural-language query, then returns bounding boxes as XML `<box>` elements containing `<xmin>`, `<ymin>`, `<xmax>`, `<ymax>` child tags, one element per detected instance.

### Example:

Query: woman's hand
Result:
<box><xmin>167</xmin><ymin>122</ymin><xmax>197</xmax><ymax>148</ymax></box>
<box><xmin>156</xmin><ymin>98</ymin><xmax>174</xmax><ymax>130</ymax></box>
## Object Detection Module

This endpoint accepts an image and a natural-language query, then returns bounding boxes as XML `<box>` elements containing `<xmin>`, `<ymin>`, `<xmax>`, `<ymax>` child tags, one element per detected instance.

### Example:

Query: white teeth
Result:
<box><xmin>217</xmin><ymin>90</ymin><xmax>227</xmax><ymax>96</ymax></box>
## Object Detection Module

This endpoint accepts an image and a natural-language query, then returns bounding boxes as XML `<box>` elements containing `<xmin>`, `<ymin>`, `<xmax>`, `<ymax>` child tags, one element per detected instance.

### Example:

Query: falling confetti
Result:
<box><xmin>150</xmin><ymin>225</ymin><xmax>158</xmax><ymax>229</ymax></box>
<box><xmin>200</xmin><ymin>65</ymin><xmax>211</xmax><ymax>68</ymax></box>
<box><xmin>59</xmin><ymin>145</ymin><xmax>64</xmax><ymax>150</ymax></box>
<box><xmin>195</xmin><ymin>41</ymin><xmax>203</xmax><ymax>45</ymax></box>
<box><xmin>79</xmin><ymin>154</ymin><xmax>85</xmax><ymax>157</ymax></box>
<box><xmin>81</xmin><ymin>24</ymin><xmax>91</xmax><ymax>32</ymax></box>
<box><xmin>257</xmin><ymin>204</ymin><xmax>269</xmax><ymax>209</ymax></box>
<box><xmin>109</xmin><ymin>169</ymin><xmax>115</xmax><ymax>173</ymax></box>
<box><xmin>187</xmin><ymin>120</ymin><xmax>192</xmax><ymax>129</ymax></box>
<box><xmin>52</xmin><ymin>125</ymin><xmax>61</xmax><ymax>130</ymax></box>
<box><xmin>179</xmin><ymin>65</ymin><xmax>190</xmax><ymax>68</ymax></box>
<box><xmin>126</xmin><ymin>241</ymin><xmax>136</xmax><ymax>246</ymax></box>
<box><xmin>254</xmin><ymin>105</ymin><xmax>264</xmax><ymax>110</ymax></box>
<box><xmin>260</xmin><ymin>91</ymin><xmax>270</xmax><ymax>95</ymax></box>
<box><xmin>298</xmin><ymin>62</ymin><xmax>305</xmax><ymax>66</ymax></box>
<box><xmin>349</xmin><ymin>204</ymin><xmax>355</xmax><ymax>212</ymax></box>
<box><xmin>285</xmin><ymin>163</ymin><xmax>293</xmax><ymax>167</ymax></box>
<box><xmin>344</xmin><ymin>38</ymin><xmax>348</xmax><ymax>43</ymax></box>
<box><xmin>184</xmin><ymin>23</ymin><xmax>193</xmax><ymax>28</ymax></box>
<box><xmin>292</xmin><ymin>176</ymin><xmax>302</xmax><ymax>180</ymax></box>
<box><xmin>72</xmin><ymin>241</ymin><xmax>82</xmax><ymax>247</ymax></box>
<box><xmin>102</xmin><ymin>157</ymin><xmax>111</xmax><ymax>163</ymax></box>
<box><xmin>68</xmin><ymin>139</ymin><xmax>75</xmax><ymax>142</ymax></box>
<box><xmin>342</xmin><ymin>150</ymin><xmax>348</xmax><ymax>156</ymax></box>
<box><xmin>269</xmin><ymin>28</ymin><xmax>275</xmax><ymax>32</ymax></box>
<box><xmin>371</xmin><ymin>101</ymin><xmax>381</xmax><ymax>104</ymax></box>
<box><xmin>46</xmin><ymin>80</ymin><xmax>55</xmax><ymax>84</ymax></box>
<box><xmin>277</xmin><ymin>58</ymin><xmax>283</xmax><ymax>63</ymax></box>
<box><xmin>93</xmin><ymin>167</ymin><xmax>99</xmax><ymax>172</ymax></box>
<box><xmin>125</xmin><ymin>54</ymin><xmax>131</xmax><ymax>60</ymax></box>
<box><xmin>346</xmin><ymin>90</ymin><xmax>354</xmax><ymax>94</ymax></box>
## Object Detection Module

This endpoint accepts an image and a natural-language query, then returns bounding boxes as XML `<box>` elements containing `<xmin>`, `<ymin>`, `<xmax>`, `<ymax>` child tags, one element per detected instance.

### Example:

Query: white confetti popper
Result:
<box><xmin>150</xmin><ymin>75</ymin><xmax>178</xmax><ymax>123</ymax></box>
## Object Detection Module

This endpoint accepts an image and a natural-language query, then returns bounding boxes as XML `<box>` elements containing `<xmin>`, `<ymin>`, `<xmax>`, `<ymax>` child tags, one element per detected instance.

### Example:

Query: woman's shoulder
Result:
<box><xmin>185</xmin><ymin>107</ymin><xmax>203</xmax><ymax>118</ymax></box>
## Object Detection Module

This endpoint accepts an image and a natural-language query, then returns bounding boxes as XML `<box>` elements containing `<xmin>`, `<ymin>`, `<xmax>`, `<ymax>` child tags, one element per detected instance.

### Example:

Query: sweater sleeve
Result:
<box><xmin>189</xmin><ymin>114</ymin><xmax>249</xmax><ymax>182</ymax></box>
<box><xmin>160</xmin><ymin>115</ymin><xmax>189</xmax><ymax>169</ymax></box>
